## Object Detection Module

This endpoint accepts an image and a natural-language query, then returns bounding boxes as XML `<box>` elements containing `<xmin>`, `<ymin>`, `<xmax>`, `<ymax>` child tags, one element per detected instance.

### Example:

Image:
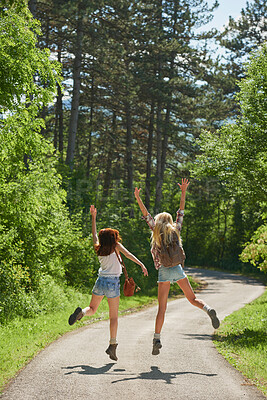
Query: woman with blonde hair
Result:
<box><xmin>68</xmin><ymin>205</ymin><xmax>148</xmax><ymax>361</ymax></box>
<box><xmin>134</xmin><ymin>178</ymin><xmax>219</xmax><ymax>356</ymax></box>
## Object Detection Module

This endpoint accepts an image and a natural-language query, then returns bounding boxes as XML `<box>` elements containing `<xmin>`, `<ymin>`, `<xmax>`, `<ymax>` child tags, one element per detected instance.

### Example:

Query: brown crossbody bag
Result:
<box><xmin>115</xmin><ymin>250</ymin><xmax>140</xmax><ymax>297</ymax></box>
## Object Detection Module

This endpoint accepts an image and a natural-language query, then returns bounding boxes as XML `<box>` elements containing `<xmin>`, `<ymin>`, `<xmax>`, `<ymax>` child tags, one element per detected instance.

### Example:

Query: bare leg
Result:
<box><xmin>177</xmin><ymin>277</ymin><xmax>205</xmax><ymax>309</ymax></box>
<box><xmin>105</xmin><ymin>296</ymin><xmax>120</xmax><ymax>361</ymax></box>
<box><xmin>107</xmin><ymin>296</ymin><xmax>120</xmax><ymax>340</ymax></box>
<box><xmin>83</xmin><ymin>293</ymin><xmax>104</xmax><ymax>316</ymax></box>
<box><xmin>155</xmin><ymin>282</ymin><xmax>170</xmax><ymax>334</ymax></box>
<box><xmin>68</xmin><ymin>294</ymin><xmax>103</xmax><ymax>326</ymax></box>
<box><xmin>178</xmin><ymin>277</ymin><xmax>220</xmax><ymax>328</ymax></box>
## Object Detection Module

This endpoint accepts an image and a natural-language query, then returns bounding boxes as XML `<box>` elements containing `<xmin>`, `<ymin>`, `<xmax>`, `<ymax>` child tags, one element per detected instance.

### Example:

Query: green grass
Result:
<box><xmin>3</xmin><ymin>272</ymin><xmax>252</xmax><ymax>395</ymax></box>
<box><xmin>0</xmin><ymin>275</ymin><xmax>202</xmax><ymax>393</ymax></box>
<box><xmin>0</xmin><ymin>290</ymin><xmax>156</xmax><ymax>393</ymax></box>
<box><xmin>213</xmin><ymin>288</ymin><xmax>267</xmax><ymax>396</ymax></box>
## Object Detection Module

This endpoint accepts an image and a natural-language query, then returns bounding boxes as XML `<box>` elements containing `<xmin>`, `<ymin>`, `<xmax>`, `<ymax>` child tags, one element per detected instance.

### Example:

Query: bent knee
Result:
<box><xmin>89</xmin><ymin>306</ymin><xmax>98</xmax><ymax>315</ymax></box>
<box><xmin>188</xmin><ymin>296</ymin><xmax>197</xmax><ymax>305</ymax></box>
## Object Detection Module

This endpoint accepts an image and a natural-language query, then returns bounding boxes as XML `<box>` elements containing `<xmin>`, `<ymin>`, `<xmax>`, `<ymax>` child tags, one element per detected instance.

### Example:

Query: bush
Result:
<box><xmin>240</xmin><ymin>224</ymin><xmax>267</xmax><ymax>273</ymax></box>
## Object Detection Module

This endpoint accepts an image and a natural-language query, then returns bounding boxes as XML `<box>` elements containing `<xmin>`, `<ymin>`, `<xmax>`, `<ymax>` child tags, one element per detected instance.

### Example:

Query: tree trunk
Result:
<box><xmin>145</xmin><ymin>101</ymin><xmax>155</xmax><ymax>210</ymax></box>
<box><xmin>155</xmin><ymin>102</ymin><xmax>171</xmax><ymax>209</ymax></box>
<box><xmin>54</xmin><ymin>82</ymin><xmax>64</xmax><ymax>155</ymax></box>
<box><xmin>161</xmin><ymin>104</ymin><xmax>170</xmax><ymax>179</ymax></box>
<box><xmin>155</xmin><ymin>101</ymin><xmax>162</xmax><ymax>212</ymax></box>
<box><xmin>28</xmin><ymin>0</ymin><xmax>37</xmax><ymax>17</ymax></box>
<box><xmin>66</xmin><ymin>7</ymin><xmax>83</xmax><ymax>168</ymax></box>
<box><xmin>103</xmin><ymin>112</ymin><xmax>116</xmax><ymax>199</ymax></box>
<box><xmin>125</xmin><ymin>100</ymin><xmax>133</xmax><ymax>199</ymax></box>
<box><xmin>155</xmin><ymin>1</ymin><xmax>177</xmax><ymax>211</ymax></box>
<box><xmin>58</xmin><ymin>83</ymin><xmax>64</xmax><ymax>155</ymax></box>
<box><xmin>154</xmin><ymin>0</ymin><xmax>163</xmax><ymax>213</ymax></box>
<box><xmin>86</xmin><ymin>75</ymin><xmax>94</xmax><ymax>178</ymax></box>
<box><xmin>159</xmin><ymin>55</ymin><xmax>173</xmax><ymax>190</ymax></box>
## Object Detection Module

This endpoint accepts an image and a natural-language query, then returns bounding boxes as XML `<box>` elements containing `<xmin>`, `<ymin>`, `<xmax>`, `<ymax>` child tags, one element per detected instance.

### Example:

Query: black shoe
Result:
<box><xmin>207</xmin><ymin>309</ymin><xmax>220</xmax><ymax>329</ymax></box>
<box><xmin>106</xmin><ymin>344</ymin><xmax>118</xmax><ymax>361</ymax></box>
<box><xmin>68</xmin><ymin>307</ymin><xmax>83</xmax><ymax>326</ymax></box>
<box><xmin>152</xmin><ymin>339</ymin><xmax>162</xmax><ymax>355</ymax></box>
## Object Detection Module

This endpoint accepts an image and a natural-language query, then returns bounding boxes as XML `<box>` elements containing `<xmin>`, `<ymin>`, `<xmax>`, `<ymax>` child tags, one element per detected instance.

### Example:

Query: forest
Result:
<box><xmin>0</xmin><ymin>0</ymin><xmax>266</xmax><ymax>323</ymax></box>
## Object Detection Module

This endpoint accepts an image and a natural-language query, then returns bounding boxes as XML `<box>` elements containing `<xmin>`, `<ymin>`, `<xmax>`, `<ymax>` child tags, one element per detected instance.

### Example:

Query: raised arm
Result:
<box><xmin>116</xmin><ymin>243</ymin><xmax>148</xmax><ymax>276</ymax></box>
<box><xmin>134</xmin><ymin>187</ymin><xmax>149</xmax><ymax>217</ymax></box>
<box><xmin>177</xmin><ymin>178</ymin><xmax>190</xmax><ymax>210</ymax></box>
<box><xmin>90</xmin><ymin>205</ymin><xmax>99</xmax><ymax>245</ymax></box>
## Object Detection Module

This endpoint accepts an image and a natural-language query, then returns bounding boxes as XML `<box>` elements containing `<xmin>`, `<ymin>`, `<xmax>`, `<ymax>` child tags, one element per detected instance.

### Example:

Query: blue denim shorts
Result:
<box><xmin>92</xmin><ymin>276</ymin><xmax>120</xmax><ymax>298</ymax></box>
<box><xmin>158</xmin><ymin>264</ymin><xmax>187</xmax><ymax>283</ymax></box>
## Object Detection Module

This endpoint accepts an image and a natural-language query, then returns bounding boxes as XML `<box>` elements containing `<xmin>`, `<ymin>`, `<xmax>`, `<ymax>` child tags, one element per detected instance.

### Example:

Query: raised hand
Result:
<box><xmin>134</xmin><ymin>187</ymin><xmax>149</xmax><ymax>217</ymax></box>
<box><xmin>178</xmin><ymin>178</ymin><xmax>190</xmax><ymax>192</ymax></box>
<box><xmin>134</xmin><ymin>187</ymin><xmax>141</xmax><ymax>199</ymax></box>
<box><xmin>90</xmin><ymin>205</ymin><xmax>97</xmax><ymax>218</ymax></box>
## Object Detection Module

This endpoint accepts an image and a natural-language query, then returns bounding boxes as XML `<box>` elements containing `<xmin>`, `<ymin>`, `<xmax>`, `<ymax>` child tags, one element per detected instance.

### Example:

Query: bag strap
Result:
<box><xmin>114</xmin><ymin>249</ymin><xmax>129</xmax><ymax>280</ymax></box>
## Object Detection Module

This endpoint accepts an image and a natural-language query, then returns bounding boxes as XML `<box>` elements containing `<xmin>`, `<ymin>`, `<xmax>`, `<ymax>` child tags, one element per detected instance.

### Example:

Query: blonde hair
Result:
<box><xmin>151</xmin><ymin>212</ymin><xmax>181</xmax><ymax>248</ymax></box>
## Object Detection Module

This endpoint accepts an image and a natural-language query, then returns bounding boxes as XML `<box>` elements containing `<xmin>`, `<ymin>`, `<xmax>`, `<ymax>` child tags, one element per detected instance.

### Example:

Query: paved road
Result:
<box><xmin>2</xmin><ymin>268</ymin><xmax>266</xmax><ymax>400</ymax></box>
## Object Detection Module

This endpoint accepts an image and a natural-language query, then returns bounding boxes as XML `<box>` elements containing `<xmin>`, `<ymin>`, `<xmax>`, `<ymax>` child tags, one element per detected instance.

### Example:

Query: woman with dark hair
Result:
<box><xmin>68</xmin><ymin>205</ymin><xmax>148</xmax><ymax>361</ymax></box>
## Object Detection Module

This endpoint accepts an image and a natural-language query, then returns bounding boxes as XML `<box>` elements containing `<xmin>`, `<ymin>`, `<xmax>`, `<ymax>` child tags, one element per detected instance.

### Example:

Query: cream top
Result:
<box><xmin>98</xmin><ymin>251</ymin><xmax>122</xmax><ymax>277</ymax></box>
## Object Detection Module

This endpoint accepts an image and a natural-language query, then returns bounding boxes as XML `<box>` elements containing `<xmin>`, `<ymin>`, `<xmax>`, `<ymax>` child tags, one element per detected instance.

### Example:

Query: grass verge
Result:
<box><xmin>0</xmin><ymin>275</ymin><xmax>200</xmax><ymax>393</ymax></box>
<box><xmin>0</xmin><ymin>290</ymin><xmax>157</xmax><ymax>393</ymax></box>
<box><xmin>0</xmin><ymin>274</ymin><xmax>202</xmax><ymax>393</ymax></box>
<box><xmin>213</xmin><ymin>288</ymin><xmax>267</xmax><ymax>396</ymax></box>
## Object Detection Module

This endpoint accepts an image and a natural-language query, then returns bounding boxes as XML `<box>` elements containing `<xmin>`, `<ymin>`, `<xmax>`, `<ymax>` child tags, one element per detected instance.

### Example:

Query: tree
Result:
<box><xmin>65</xmin><ymin>1</ymin><xmax>84</xmax><ymax>168</ymax></box>
<box><xmin>221</xmin><ymin>0</ymin><xmax>267</xmax><ymax>55</ymax></box>
<box><xmin>0</xmin><ymin>0</ymin><xmax>59</xmax><ymax>112</ymax></box>
<box><xmin>240</xmin><ymin>224</ymin><xmax>267</xmax><ymax>273</ymax></box>
<box><xmin>219</xmin><ymin>0</ymin><xmax>267</xmax><ymax>73</ymax></box>
<box><xmin>191</xmin><ymin>44</ymin><xmax>267</xmax><ymax>270</ymax></box>
<box><xmin>0</xmin><ymin>1</ymin><xmax>96</xmax><ymax>322</ymax></box>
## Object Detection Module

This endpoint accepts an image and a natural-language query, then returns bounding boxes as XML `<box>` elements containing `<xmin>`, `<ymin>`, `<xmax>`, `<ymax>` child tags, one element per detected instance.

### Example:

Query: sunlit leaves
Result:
<box><xmin>0</xmin><ymin>3</ymin><xmax>61</xmax><ymax>111</ymax></box>
<box><xmin>240</xmin><ymin>224</ymin><xmax>267</xmax><ymax>272</ymax></box>
<box><xmin>192</xmin><ymin>45</ymin><xmax>267</xmax><ymax>203</ymax></box>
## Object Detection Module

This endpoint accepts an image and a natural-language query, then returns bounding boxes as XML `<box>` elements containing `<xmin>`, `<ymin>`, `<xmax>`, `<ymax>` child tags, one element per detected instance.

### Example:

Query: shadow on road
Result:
<box><xmin>186</xmin><ymin>268</ymin><xmax>264</xmax><ymax>286</ymax></box>
<box><xmin>182</xmin><ymin>333</ymin><xmax>213</xmax><ymax>341</ymax></box>
<box><xmin>63</xmin><ymin>363</ymin><xmax>119</xmax><ymax>376</ymax></box>
<box><xmin>111</xmin><ymin>366</ymin><xmax>217</xmax><ymax>384</ymax></box>
<box><xmin>63</xmin><ymin>364</ymin><xmax>217</xmax><ymax>385</ymax></box>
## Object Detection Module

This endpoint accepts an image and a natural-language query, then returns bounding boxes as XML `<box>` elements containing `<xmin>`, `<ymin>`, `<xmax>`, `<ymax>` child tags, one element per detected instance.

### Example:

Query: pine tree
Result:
<box><xmin>219</xmin><ymin>0</ymin><xmax>267</xmax><ymax>74</ymax></box>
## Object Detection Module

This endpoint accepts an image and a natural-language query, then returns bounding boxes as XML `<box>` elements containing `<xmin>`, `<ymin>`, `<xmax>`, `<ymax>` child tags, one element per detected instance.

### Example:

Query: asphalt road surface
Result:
<box><xmin>1</xmin><ymin>268</ymin><xmax>266</xmax><ymax>400</ymax></box>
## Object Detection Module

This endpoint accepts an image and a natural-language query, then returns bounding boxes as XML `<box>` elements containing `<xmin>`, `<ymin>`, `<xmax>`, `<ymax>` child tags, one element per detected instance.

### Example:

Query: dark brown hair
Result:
<box><xmin>95</xmin><ymin>228</ymin><xmax>122</xmax><ymax>256</ymax></box>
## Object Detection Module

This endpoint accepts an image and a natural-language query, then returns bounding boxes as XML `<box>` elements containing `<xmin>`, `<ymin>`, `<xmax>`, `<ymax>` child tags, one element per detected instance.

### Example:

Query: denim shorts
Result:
<box><xmin>92</xmin><ymin>276</ymin><xmax>120</xmax><ymax>298</ymax></box>
<box><xmin>158</xmin><ymin>264</ymin><xmax>187</xmax><ymax>283</ymax></box>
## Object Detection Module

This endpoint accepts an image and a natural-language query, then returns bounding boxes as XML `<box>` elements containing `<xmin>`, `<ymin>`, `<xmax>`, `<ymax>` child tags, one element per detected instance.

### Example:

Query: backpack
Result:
<box><xmin>158</xmin><ymin>231</ymin><xmax>186</xmax><ymax>268</ymax></box>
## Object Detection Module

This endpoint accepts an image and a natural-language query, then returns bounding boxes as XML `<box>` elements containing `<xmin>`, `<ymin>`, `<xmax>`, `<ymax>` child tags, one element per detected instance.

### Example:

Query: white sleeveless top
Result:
<box><xmin>98</xmin><ymin>251</ymin><xmax>122</xmax><ymax>277</ymax></box>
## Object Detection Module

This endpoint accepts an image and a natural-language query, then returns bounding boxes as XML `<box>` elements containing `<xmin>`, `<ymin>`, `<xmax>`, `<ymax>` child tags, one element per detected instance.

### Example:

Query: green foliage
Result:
<box><xmin>0</xmin><ymin>290</ymin><xmax>156</xmax><ymax>392</ymax></box>
<box><xmin>240</xmin><ymin>224</ymin><xmax>267</xmax><ymax>273</ymax></box>
<box><xmin>192</xmin><ymin>45</ymin><xmax>267</xmax><ymax>203</ymax></box>
<box><xmin>220</xmin><ymin>0</ymin><xmax>267</xmax><ymax>61</ymax></box>
<box><xmin>0</xmin><ymin>3</ymin><xmax>99</xmax><ymax>323</ymax></box>
<box><xmin>0</xmin><ymin>2</ymin><xmax>61</xmax><ymax>112</ymax></box>
<box><xmin>0</xmin><ymin>129</ymin><xmax>99</xmax><ymax>321</ymax></box>
<box><xmin>214</xmin><ymin>289</ymin><xmax>267</xmax><ymax>395</ymax></box>
<box><xmin>0</xmin><ymin>0</ymin><xmax>266</xmax><ymax>326</ymax></box>
<box><xmin>191</xmin><ymin>45</ymin><xmax>267</xmax><ymax>272</ymax></box>
<box><xmin>237</xmin><ymin>44</ymin><xmax>267</xmax><ymax>132</ymax></box>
